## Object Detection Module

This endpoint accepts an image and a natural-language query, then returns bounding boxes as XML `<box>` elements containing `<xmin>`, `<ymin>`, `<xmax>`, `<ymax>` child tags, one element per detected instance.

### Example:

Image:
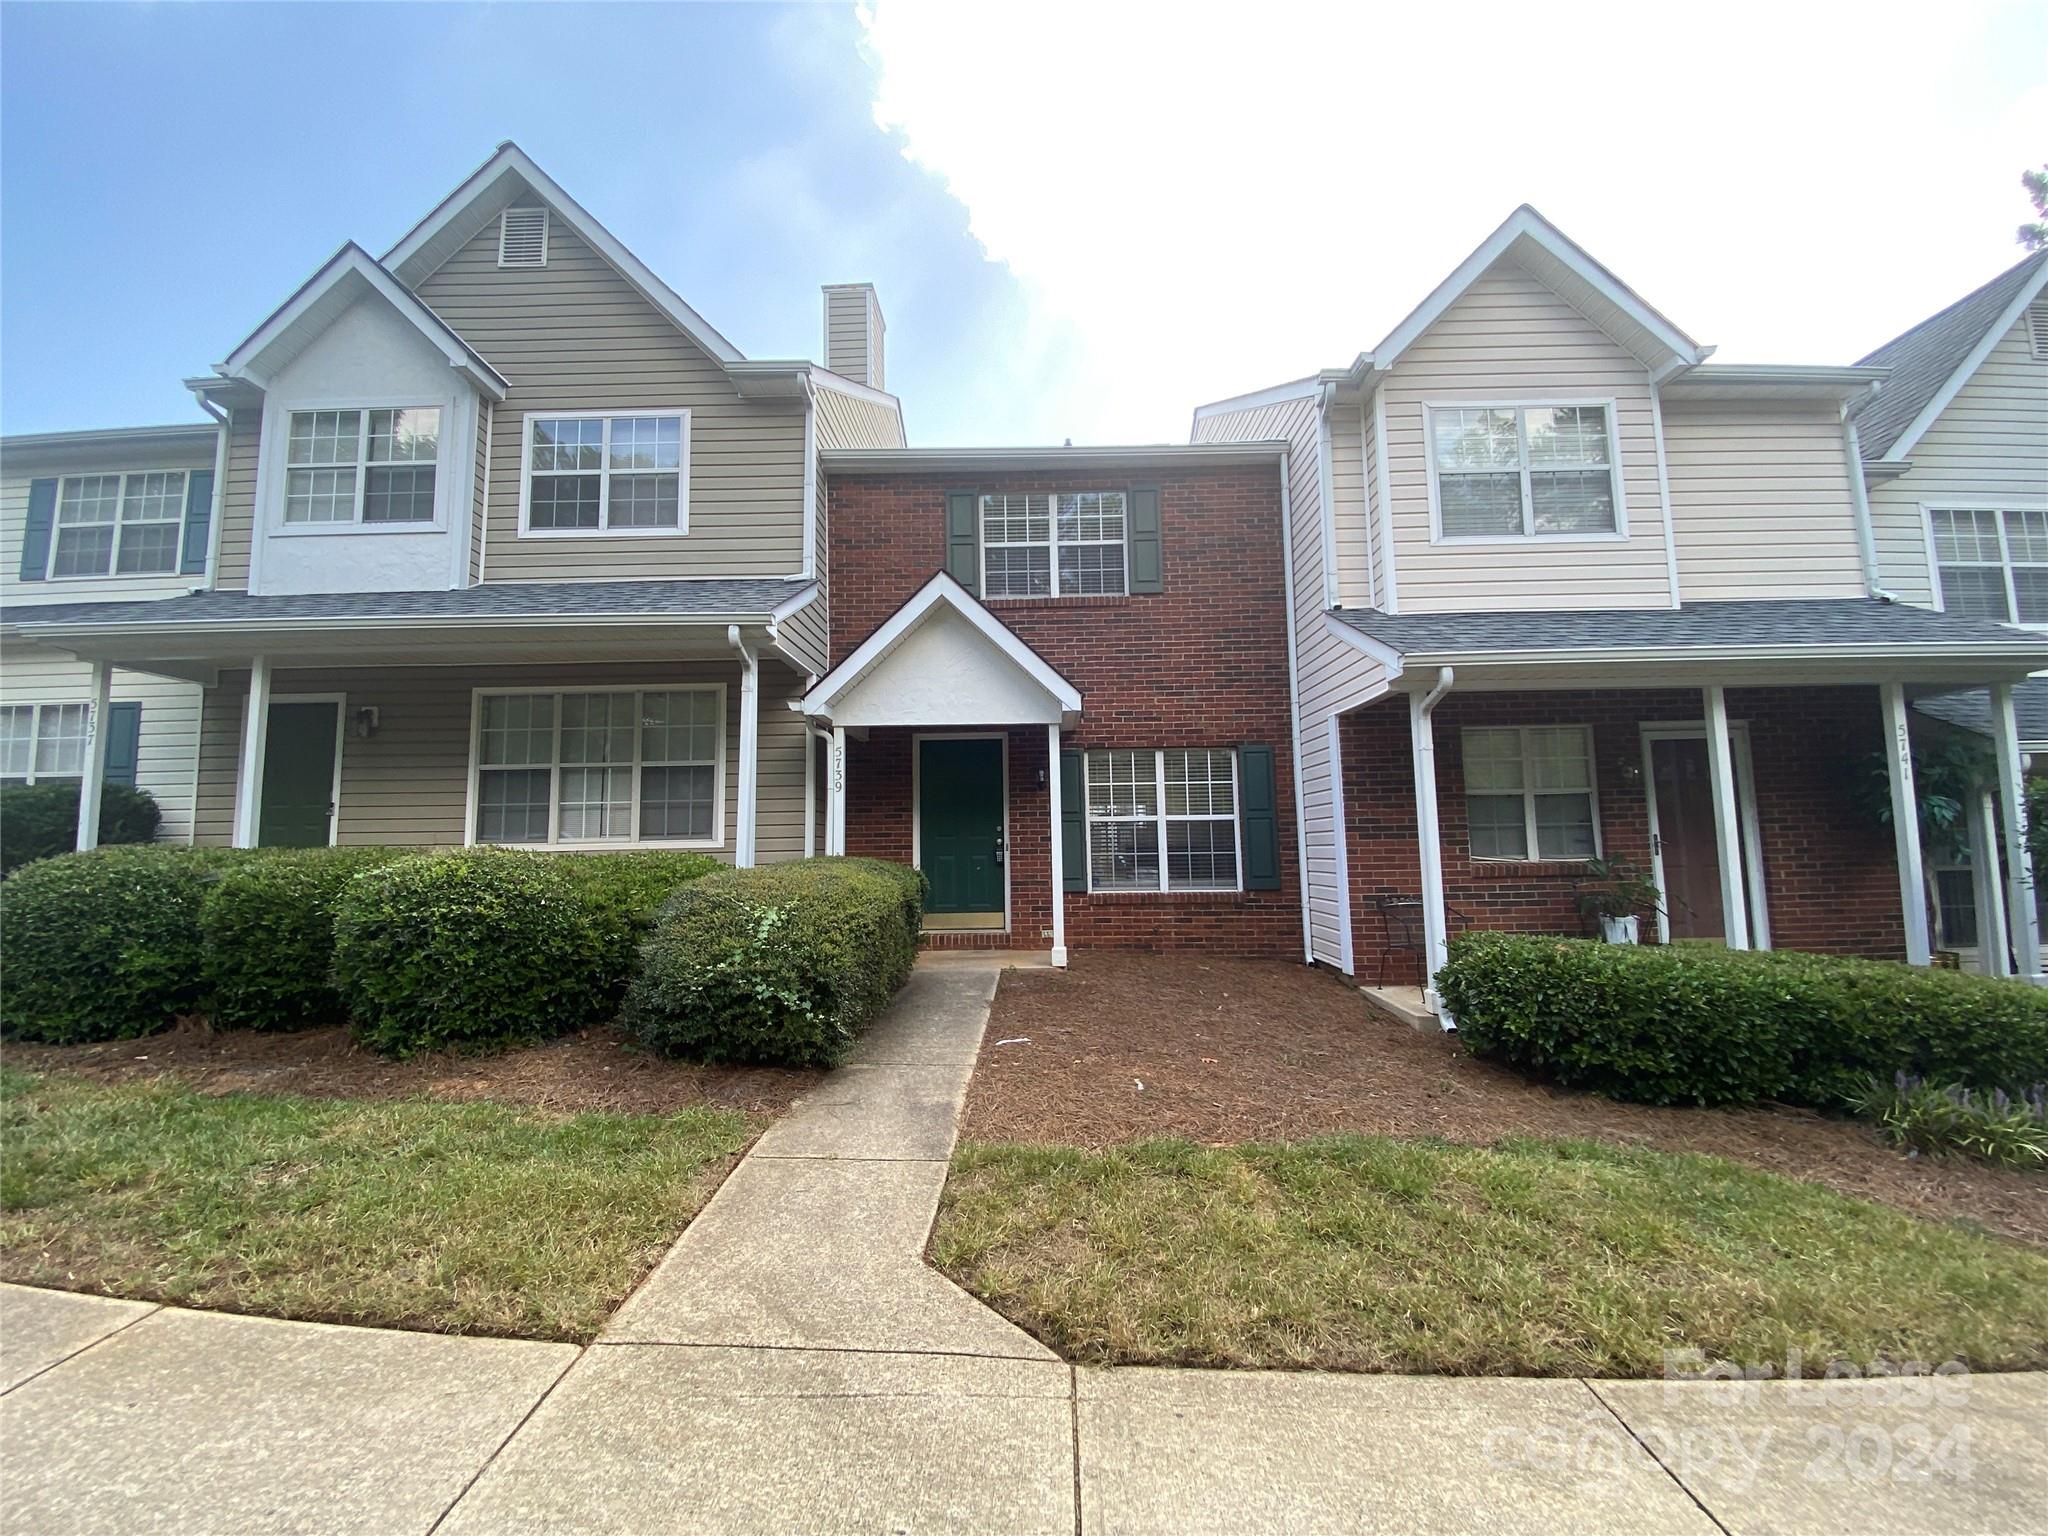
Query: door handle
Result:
<box><xmin>993</xmin><ymin>832</ymin><xmax>1006</xmax><ymax>866</ymax></box>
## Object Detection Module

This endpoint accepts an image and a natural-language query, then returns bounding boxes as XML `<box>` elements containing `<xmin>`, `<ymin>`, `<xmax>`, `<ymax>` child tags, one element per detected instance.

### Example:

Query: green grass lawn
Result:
<box><xmin>932</xmin><ymin>1136</ymin><xmax>2048</xmax><ymax>1378</ymax></box>
<box><xmin>0</xmin><ymin>1067</ymin><xmax>754</xmax><ymax>1342</ymax></box>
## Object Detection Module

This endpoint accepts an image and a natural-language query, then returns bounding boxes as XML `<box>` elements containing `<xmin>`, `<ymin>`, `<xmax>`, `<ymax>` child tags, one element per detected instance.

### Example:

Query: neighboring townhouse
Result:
<box><xmin>0</xmin><ymin>424</ymin><xmax>221</xmax><ymax>841</ymax></box>
<box><xmin>1195</xmin><ymin>208</ymin><xmax>2048</xmax><ymax>1019</ymax></box>
<box><xmin>1847</xmin><ymin>249</ymin><xmax>2048</xmax><ymax>972</ymax></box>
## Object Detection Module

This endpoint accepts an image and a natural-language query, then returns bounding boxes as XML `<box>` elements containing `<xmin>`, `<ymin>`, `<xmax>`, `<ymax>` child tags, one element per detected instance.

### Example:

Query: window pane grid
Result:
<box><xmin>984</xmin><ymin>491</ymin><xmax>1127</xmax><ymax>598</ymax></box>
<box><xmin>528</xmin><ymin>415</ymin><xmax>685</xmax><ymax>532</ymax></box>
<box><xmin>1084</xmin><ymin>748</ymin><xmax>1237</xmax><ymax>892</ymax></box>
<box><xmin>1432</xmin><ymin>405</ymin><xmax>1617</xmax><ymax>539</ymax></box>
<box><xmin>475</xmin><ymin>688</ymin><xmax>718</xmax><ymax>847</ymax></box>
<box><xmin>1931</xmin><ymin>508</ymin><xmax>2048</xmax><ymax>627</ymax></box>
<box><xmin>285</xmin><ymin>407</ymin><xmax>437</xmax><ymax>525</ymax></box>
<box><xmin>1461</xmin><ymin>725</ymin><xmax>1598</xmax><ymax>864</ymax></box>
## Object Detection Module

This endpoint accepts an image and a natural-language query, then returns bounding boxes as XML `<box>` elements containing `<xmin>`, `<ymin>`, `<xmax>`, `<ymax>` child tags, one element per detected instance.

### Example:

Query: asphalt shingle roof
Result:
<box><xmin>1914</xmin><ymin>678</ymin><xmax>2048</xmax><ymax>745</ymax></box>
<box><xmin>1329</xmin><ymin>598</ymin><xmax>2048</xmax><ymax>656</ymax></box>
<box><xmin>4</xmin><ymin>578</ymin><xmax>811</xmax><ymax>630</ymax></box>
<box><xmin>1850</xmin><ymin>249</ymin><xmax>2047</xmax><ymax>461</ymax></box>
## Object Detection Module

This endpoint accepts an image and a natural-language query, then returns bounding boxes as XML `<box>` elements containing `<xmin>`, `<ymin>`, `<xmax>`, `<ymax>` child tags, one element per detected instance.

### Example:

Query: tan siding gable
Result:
<box><xmin>813</xmin><ymin>383</ymin><xmax>904</xmax><ymax>450</ymax></box>
<box><xmin>414</xmin><ymin>219</ymin><xmax>805</xmax><ymax>582</ymax></box>
<box><xmin>214</xmin><ymin>407</ymin><xmax>263</xmax><ymax>591</ymax></box>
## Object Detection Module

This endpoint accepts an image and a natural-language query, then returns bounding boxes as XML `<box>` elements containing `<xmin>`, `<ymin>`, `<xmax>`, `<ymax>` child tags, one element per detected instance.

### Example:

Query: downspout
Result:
<box><xmin>195</xmin><ymin>397</ymin><xmax>230</xmax><ymax>591</ymax></box>
<box><xmin>1412</xmin><ymin>666</ymin><xmax>1454</xmax><ymax>1021</ymax></box>
<box><xmin>728</xmin><ymin>624</ymin><xmax>760</xmax><ymax>867</ymax></box>
<box><xmin>1841</xmin><ymin>400</ymin><xmax>1899</xmax><ymax>602</ymax></box>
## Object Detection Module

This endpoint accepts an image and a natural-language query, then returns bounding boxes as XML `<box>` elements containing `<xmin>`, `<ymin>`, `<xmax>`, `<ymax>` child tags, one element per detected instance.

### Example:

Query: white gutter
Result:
<box><xmin>1315</xmin><ymin>386</ymin><xmax>1339</xmax><ymax>609</ymax></box>
<box><xmin>1274</xmin><ymin>449</ymin><xmax>1315</xmax><ymax>965</ymax></box>
<box><xmin>1840</xmin><ymin>402</ymin><xmax>1898</xmax><ymax>601</ymax></box>
<box><xmin>729</xmin><ymin>623</ymin><xmax>760</xmax><ymax>868</ymax></box>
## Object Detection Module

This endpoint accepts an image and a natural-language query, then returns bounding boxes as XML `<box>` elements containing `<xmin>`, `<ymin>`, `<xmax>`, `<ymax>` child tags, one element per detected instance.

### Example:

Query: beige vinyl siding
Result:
<box><xmin>812</xmin><ymin>380</ymin><xmax>905</xmax><ymax>451</ymax></box>
<box><xmin>469</xmin><ymin>400</ymin><xmax>491</xmax><ymax>583</ymax></box>
<box><xmin>1870</xmin><ymin>314</ymin><xmax>2048</xmax><ymax>608</ymax></box>
<box><xmin>2</xmin><ymin>438</ymin><xmax>220</xmax><ymax>604</ymax></box>
<box><xmin>1327</xmin><ymin>404</ymin><xmax>1371</xmax><ymax>609</ymax></box>
<box><xmin>413</xmin><ymin>218</ymin><xmax>807</xmax><ymax>582</ymax></box>
<box><xmin>1196</xmin><ymin>393</ymin><xmax>1391</xmax><ymax>970</ymax></box>
<box><xmin>1381</xmin><ymin>259</ymin><xmax>1671</xmax><ymax>612</ymax></box>
<box><xmin>191</xmin><ymin>659</ymin><xmax>808</xmax><ymax>859</ymax></box>
<box><xmin>778</xmin><ymin>590</ymin><xmax>828</xmax><ymax>678</ymax></box>
<box><xmin>823</xmin><ymin>287</ymin><xmax>882</xmax><ymax>389</ymax></box>
<box><xmin>1662</xmin><ymin>400</ymin><xmax>1867</xmax><ymax>600</ymax></box>
<box><xmin>0</xmin><ymin>640</ymin><xmax>202</xmax><ymax>842</ymax></box>
<box><xmin>213</xmin><ymin>408</ymin><xmax>261</xmax><ymax>591</ymax></box>
<box><xmin>1360</xmin><ymin>397</ymin><xmax>1383</xmax><ymax>608</ymax></box>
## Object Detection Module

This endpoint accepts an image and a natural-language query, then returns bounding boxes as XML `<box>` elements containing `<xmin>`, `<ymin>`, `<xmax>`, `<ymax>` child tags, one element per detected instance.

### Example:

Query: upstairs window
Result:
<box><xmin>1429</xmin><ymin>403</ymin><xmax>1619</xmax><ymax>539</ymax></box>
<box><xmin>1462</xmin><ymin>726</ymin><xmax>1599</xmax><ymax>861</ymax></box>
<box><xmin>522</xmin><ymin>412</ymin><xmax>687</xmax><ymax>535</ymax></box>
<box><xmin>1083</xmin><ymin>747</ymin><xmax>1239</xmax><ymax>892</ymax></box>
<box><xmin>47</xmin><ymin>471</ymin><xmax>188</xmax><ymax>577</ymax></box>
<box><xmin>283</xmin><ymin>408</ymin><xmax>440</xmax><ymax>526</ymax></box>
<box><xmin>981</xmin><ymin>490</ymin><xmax>1127</xmax><ymax>598</ymax></box>
<box><xmin>1929</xmin><ymin>507</ymin><xmax>2048</xmax><ymax>624</ymax></box>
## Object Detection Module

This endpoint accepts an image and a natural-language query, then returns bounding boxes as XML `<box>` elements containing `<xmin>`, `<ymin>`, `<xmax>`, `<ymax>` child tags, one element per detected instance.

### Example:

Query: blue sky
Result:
<box><xmin>3</xmin><ymin>1</ymin><xmax>2043</xmax><ymax>445</ymax></box>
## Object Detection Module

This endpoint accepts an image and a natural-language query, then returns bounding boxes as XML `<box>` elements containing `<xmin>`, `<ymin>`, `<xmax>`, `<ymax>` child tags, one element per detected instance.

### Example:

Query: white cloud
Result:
<box><xmin>859</xmin><ymin>0</ymin><xmax>2046</xmax><ymax>444</ymax></box>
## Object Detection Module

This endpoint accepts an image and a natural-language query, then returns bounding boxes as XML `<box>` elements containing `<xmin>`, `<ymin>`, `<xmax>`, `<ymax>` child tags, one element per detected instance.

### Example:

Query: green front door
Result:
<box><xmin>258</xmin><ymin>701</ymin><xmax>339</xmax><ymax>847</ymax></box>
<box><xmin>918</xmin><ymin>738</ymin><xmax>1005</xmax><ymax>919</ymax></box>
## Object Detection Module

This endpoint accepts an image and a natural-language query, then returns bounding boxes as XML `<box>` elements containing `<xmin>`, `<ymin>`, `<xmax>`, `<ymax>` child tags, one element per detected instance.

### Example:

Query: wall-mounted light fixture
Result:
<box><xmin>349</xmin><ymin>705</ymin><xmax>381</xmax><ymax>740</ymax></box>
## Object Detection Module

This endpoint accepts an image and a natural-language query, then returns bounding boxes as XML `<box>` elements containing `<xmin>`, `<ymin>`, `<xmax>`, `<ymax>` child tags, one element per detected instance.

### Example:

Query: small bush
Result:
<box><xmin>1849</xmin><ymin>1073</ymin><xmax>2048</xmax><ymax>1168</ymax></box>
<box><xmin>1</xmin><ymin>781</ymin><xmax>162</xmax><ymax>875</ymax></box>
<box><xmin>331</xmin><ymin>850</ymin><xmax>616</xmax><ymax>1057</ymax></box>
<box><xmin>624</xmin><ymin>857</ymin><xmax>926</xmax><ymax>1067</ymax></box>
<box><xmin>1438</xmin><ymin>933</ymin><xmax>2048</xmax><ymax>1107</ymax></box>
<box><xmin>0</xmin><ymin>846</ymin><xmax>255</xmax><ymax>1043</ymax></box>
<box><xmin>547</xmin><ymin>850</ymin><xmax>721</xmax><ymax>997</ymax></box>
<box><xmin>201</xmin><ymin>847</ymin><xmax>406</xmax><ymax>1029</ymax></box>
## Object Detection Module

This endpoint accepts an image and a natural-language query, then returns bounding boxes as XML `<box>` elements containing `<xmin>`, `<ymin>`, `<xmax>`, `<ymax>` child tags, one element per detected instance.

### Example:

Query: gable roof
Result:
<box><xmin>1914</xmin><ymin>678</ymin><xmax>2048</xmax><ymax>750</ymax></box>
<box><xmin>381</xmin><ymin>141</ymin><xmax>743</xmax><ymax>367</ymax></box>
<box><xmin>207</xmin><ymin>243</ymin><xmax>509</xmax><ymax>400</ymax></box>
<box><xmin>1852</xmin><ymin>249</ymin><xmax>2048</xmax><ymax>462</ymax></box>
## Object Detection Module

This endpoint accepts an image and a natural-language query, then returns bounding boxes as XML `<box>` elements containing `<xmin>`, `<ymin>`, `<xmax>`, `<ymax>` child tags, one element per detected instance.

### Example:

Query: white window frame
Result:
<box><xmin>1423</xmin><ymin>398</ymin><xmax>1627</xmax><ymax>545</ymax></box>
<box><xmin>271</xmin><ymin>400</ymin><xmax>447</xmax><ymax>536</ymax></box>
<box><xmin>1460</xmin><ymin>724</ymin><xmax>1604</xmax><ymax>864</ymax></box>
<box><xmin>979</xmin><ymin>490</ymin><xmax>1131</xmax><ymax>599</ymax></box>
<box><xmin>1922</xmin><ymin>502</ymin><xmax>2048</xmax><ymax>629</ymax></box>
<box><xmin>0</xmin><ymin>701</ymin><xmax>93</xmax><ymax>783</ymax></box>
<box><xmin>463</xmin><ymin>683</ymin><xmax>726</xmax><ymax>851</ymax></box>
<box><xmin>517</xmin><ymin>409</ymin><xmax>692</xmax><ymax>538</ymax></box>
<box><xmin>44</xmin><ymin>470</ymin><xmax>190</xmax><ymax>579</ymax></box>
<box><xmin>1081</xmin><ymin>747</ymin><xmax>1243</xmax><ymax>894</ymax></box>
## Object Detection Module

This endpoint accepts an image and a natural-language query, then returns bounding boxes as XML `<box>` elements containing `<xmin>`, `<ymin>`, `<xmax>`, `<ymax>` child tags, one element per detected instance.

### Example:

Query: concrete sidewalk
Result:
<box><xmin>7</xmin><ymin>953</ymin><xmax>2046</xmax><ymax>1533</ymax></box>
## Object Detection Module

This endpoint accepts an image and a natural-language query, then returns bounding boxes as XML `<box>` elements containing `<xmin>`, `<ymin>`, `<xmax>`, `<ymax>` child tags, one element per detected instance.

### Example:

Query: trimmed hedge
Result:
<box><xmin>1</xmin><ymin>781</ymin><xmax>162</xmax><ymax>875</ymax></box>
<box><xmin>0</xmin><ymin>846</ymin><xmax>257</xmax><ymax>1043</ymax></box>
<box><xmin>547</xmin><ymin>849</ymin><xmax>723</xmax><ymax>997</ymax></box>
<box><xmin>1439</xmin><ymin>933</ymin><xmax>2048</xmax><ymax>1107</ymax></box>
<box><xmin>624</xmin><ymin>857</ymin><xmax>926</xmax><ymax>1067</ymax></box>
<box><xmin>201</xmin><ymin>847</ymin><xmax>406</xmax><ymax>1030</ymax></box>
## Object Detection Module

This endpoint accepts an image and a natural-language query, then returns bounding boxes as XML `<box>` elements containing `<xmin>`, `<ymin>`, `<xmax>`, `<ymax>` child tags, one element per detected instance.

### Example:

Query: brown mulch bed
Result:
<box><xmin>4</xmin><ymin>1021</ymin><xmax>822</xmax><ymax>1118</ymax></box>
<box><xmin>962</xmin><ymin>952</ymin><xmax>2048</xmax><ymax>1248</ymax></box>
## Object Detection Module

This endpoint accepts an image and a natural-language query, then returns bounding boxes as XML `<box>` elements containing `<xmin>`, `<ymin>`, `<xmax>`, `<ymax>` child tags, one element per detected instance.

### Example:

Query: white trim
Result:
<box><xmin>801</xmin><ymin>571</ymin><xmax>1082</xmax><ymax>722</ymax></box>
<box><xmin>1968</xmin><ymin>789</ymin><xmax>2010</xmax><ymax>976</ymax></box>
<box><xmin>462</xmin><ymin>682</ymin><xmax>728</xmax><ymax>852</ymax></box>
<box><xmin>1190</xmin><ymin>375</ymin><xmax>1321</xmax><ymax>425</ymax></box>
<box><xmin>911</xmin><ymin>731</ymin><xmax>1011</xmax><ymax>930</ymax></box>
<box><xmin>515</xmin><ymin>409</ymin><xmax>692</xmax><ymax>539</ymax></box>
<box><xmin>1276</xmin><ymin>450</ymin><xmax>1315</xmax><ymax>964</ymax></box>
<box><xmin>1326</xmin><ymin>713</ymin><xmax>1355</xmax><ymax>975</ymax></box>
<box><xmin>1321</xmin><ymin>611</ymin><xmax>1408</xmax><ymax>676</ymax></box>
<box><xmin>1410</xmin><ymin>668</ymin><xmax>1455</xmax><ymax>1018</ymax></box>
<box><xmin>1047</xmin><ymin>724</ymin><xmax>1068</xmax><ymax>966</ymax></box>
<box><xmin>731</xmin><ymin>626</ymin><xmax>759</xmax><ymax>867</ymax></box>
<box><xmin>40</xmin><ymin>468</ymin><xmax>194</xmax><ymax>581</ymax></box>
<box><xmin>1078</xmin><ymin>747</ymin><xmax>1243</xmax><ymax>896</ymax></box>
<box><xmin>1703</xmin><ymin>685</ymin><xmax>1753</xmax><ymax>952</ymax></box>
<box><xmin>1422</xmin><ymin>397</ymin><xmax>1628</xmax><ymax>545</ymax></box>
<box><xmin>1919</xmin><ymin>501</ymin><xmax>2048</xmax><ymax>629</ymax></box>
<box><xmin>231</xmin><ymin>654</ymin><xmax>272</xmax><ymax>848</ymax></box>
<box><xmin>1878</xmin><ymin>681</ymin><xmax>1933</xmax><ymax>964</ymax></box>
<box><xmin>74</xmin><ymin>662</ymin><xmax>111</xmax><ymax>851</ymax></box>
<box><xmin>1458</xmin><ymin>721</ymin><xmax>1604</xmax><ymax>864</ymax></box>
<box><xmin>1372</xmin><ymin>388</ymin><xmax>1400</xmax><ymax>614</ymax></box>
<box><xmin>1880</xmin><ymin>261</ymin><xmax>2048</xmax><ymax>462</ymax></box>
<box><xmin>258</xmin><ymin>692</ymin><xmax>348</xmax><ymax>848</ymax></box>
<box><xmin>265</xmin><ymin>399</ymin><xmax>452</xmax><ymax>536</ymax></box>
<box><xmin>978</xmin><ymin>488</ymin><xmax>1132</xmax><ymax>602</ymax></box>
<box><xmin>1315</xmin><ymin>387</ymin><xmax>1339</xmax><ymax>609</ymax></box>
<box><xmin>1648</xmin><ymin>380</ymin><xmax>1681</xmax><ymax>608</ymax></box>
<box><xmin>1639</xmin><ymin>720</ymin><xmax>1770</xmax><ymax>948</ymax></box>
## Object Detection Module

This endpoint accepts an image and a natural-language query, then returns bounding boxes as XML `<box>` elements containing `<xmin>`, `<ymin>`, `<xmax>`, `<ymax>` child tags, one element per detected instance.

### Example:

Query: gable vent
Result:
<box><xmin>2028</xmin><ymin>300</ymin><xmax>2048</xmax><ymax>363</ymax></box>
<box><xmin>498</xmin><ymin>206</ymin><xmax>548</xmax><ymax>269</ymax></box>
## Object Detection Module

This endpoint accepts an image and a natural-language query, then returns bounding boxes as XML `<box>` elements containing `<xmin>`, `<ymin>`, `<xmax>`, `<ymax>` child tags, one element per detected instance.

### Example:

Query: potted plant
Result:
<box><xmin>1574</xmin><ymin>857</ymin><xmax>1659</xmax><ymax>944</ymax></box>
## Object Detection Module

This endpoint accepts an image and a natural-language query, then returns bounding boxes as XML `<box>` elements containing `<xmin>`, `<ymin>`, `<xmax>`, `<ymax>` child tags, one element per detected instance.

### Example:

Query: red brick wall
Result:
<box><xmin>829</xmin><ymin>468</ymin><xmax>1302</xmax><ymax>955</ymax></box>
<box><xmin>1341</xmin><ymin>685</ymin><xmax>1907</xmax><ymax>983</ymax></box>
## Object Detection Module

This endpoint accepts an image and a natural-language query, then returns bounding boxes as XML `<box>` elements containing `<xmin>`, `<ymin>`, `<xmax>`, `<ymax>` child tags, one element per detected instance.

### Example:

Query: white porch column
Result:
<box><xmin>1970</xmin><ymin>787</ymin><xmax>2011</xmax><ymax>977</ymax></box>
<box><xmin>733</xmin><ymin>632</ymin><xmax>760</xmax><ymax>867</ymax></box>
<box><xmin>1703</xmin><ymin>686</ymin><xmax>1752</xmax><ymax>951</ymax></box>
<box><xmin>803</xmin><ymin>726</ymin><xmax>818</xmax><ymax>859</ymax></box>
<box><xmin>1409</xmin><ymin>689</ymin><xmax>1450</xmax><ymax>1014</ymax></box>
<box><xmin>1991</xmin><ymin>682</ymin><xmax>2042</xmax><ymax>980</ymax></box>
<box><xmin>1047</xmin><ymin>724</ymin><xmax>1068</xmax><ymax>967</ymax></box>
<box><xmin>1878</xmin><ymin>681</ymin><xmax>1932</xmax><ymax>966</ymax></box>
<box><xmin>827</xmin><ymin>725</ymin><xmax>848</xmax><ymax>856</ymax></box>
<box><xmin>74</xmin><ymin>660</ymin><xmax>113</xmax><ymax>851</ymax></box>
<box><xmin>231</xmin><ymin>655</ymin><xmax>272</xmax><ymax>849</ymax></box>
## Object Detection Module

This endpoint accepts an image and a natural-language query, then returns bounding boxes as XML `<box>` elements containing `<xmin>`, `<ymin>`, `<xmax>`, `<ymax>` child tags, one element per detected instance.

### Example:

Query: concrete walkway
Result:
<box><xmin>6</xmin><ymin>952</ymin><xmax>2046</xmax><ymax>1533</ymax></box>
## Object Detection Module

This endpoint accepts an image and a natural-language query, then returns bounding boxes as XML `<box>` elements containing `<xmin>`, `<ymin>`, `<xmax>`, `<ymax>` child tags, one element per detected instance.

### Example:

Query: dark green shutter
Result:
<box><xmin>1128</xmin><ymin>485</ymin><xmax>1162</xmax><ymax>593</ymax></box>
<box><xmin>20</xmin><ymin>478</ymin><xmax>56</xmax><ymax>581</ymax></box>
<box><xmin>102</xmin><ymin>703</ymin><xmax>142</xmax><ymax>787</ymax></box>
<box><xmin>180</xmin><ymin>468</ymin><xmax>215</xmax><ymax>576</ymax></box>
<box><xmin>1237</xmin><ymin>743</ymin><xmax>1281</xmax><ymax>890</ymax></box>
<box><xmin>946</xmin><ymin>489</ymin><xmax>980</xmax><ymax>595</ymax></box>
<box><xmin>1060</xmin><ymin>748</ymin><xmax>1086</xmax><ymax>891</ymax></box>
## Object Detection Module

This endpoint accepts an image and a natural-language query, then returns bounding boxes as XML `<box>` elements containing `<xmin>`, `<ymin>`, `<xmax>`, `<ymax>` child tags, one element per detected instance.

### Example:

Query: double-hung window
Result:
<box><xmin>1083</xmin><ymin>748</ymin><xmax>1239</xmax><ymax>892</ymax></box>
<box><xmin>1429</xmin><ymin>404</ymin><xmax>1619</xmax><ymax>538</ymax></box>
<box><xmin>1928</xmin><ymin>507</ymin><xmax>2048</xmax><ymax>624</ymax></box>
<box><xmin>283</xmin><ymin>408</ymin><xmax>440</xmax><ymax>525</ymax></box>
<box><xmin>981</xmin><ymin>491</ymin><xmax>1127</xmax><ymax>598</ymax></box>
<box><xmin>1462</xmin><ymin>726</ymin><xmax>1599</xmax><ymax>861</ymax></box>
<box><xmin>524</xmin><ymin>413</ymin><xmax>687</xmax><ymax>534</ymax></box>
<box><xmin>47</xmin><ymin>471</ymin><xmax>188</xmax><ymax>577</ymax></box>
<box><xmin>0</xmin><ymin>703</ymin><xmax>91</xmax><ymax>783</ymax></box>
<box><xmin>473</xmin><ymin>686</ymin><xmax>722</xmax><ymax>847</ymax></box>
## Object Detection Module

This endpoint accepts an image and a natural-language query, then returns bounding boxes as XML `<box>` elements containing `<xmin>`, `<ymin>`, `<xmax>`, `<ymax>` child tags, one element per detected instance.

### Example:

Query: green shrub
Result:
<box><xmin>1438</xmin><ymin>933</ymin><xmax>2048</xmax><ymax>1107</ymax></box>
<box><xmin>623</xmin><ymin>857</ymin><xmax>926</xmax><ymax>1067</ymax></box>
<box><xmin>1848</xmin><ymin>1072</ymin><xmax>2048</xmax><ymax>1167</ymax></box>
<box><xmin>1</xmin><ymin>781</ymin><xmax>163</xmax><ymax>875</ymax></box>
<box><xmin>330</xmin><ymin>850</ymin><xmax>616</xmax><ymax>1057</ymax></box>
<box><xmin>547</xmin><ymin>849</ymin><xmax>721</xmax><ymax>997</ymax></box>
<box><xmin>0</xmin><ymin>846</ymin><xmax>257</xmax><ymax>1043</ymax></box>
<box><xmin>201</xmin><ymin>847</ymin><xmax>407</xmax><ymax>1029</ymax></box>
